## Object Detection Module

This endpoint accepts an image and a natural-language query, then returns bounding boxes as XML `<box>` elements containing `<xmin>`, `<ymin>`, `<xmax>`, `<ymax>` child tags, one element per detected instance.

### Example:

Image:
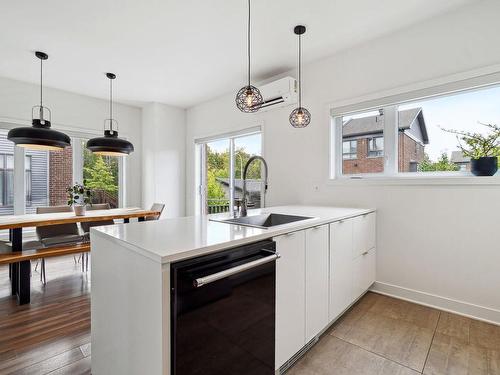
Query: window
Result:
<box><xmin>0</xmin><ymin>154</ymin><xmax>14</xmax><ymax>207</ymax></box>
<box><xmin>340</xmin><ymin>109</ymin><xmax>385</xmax><ymax>175</ymax></box>
<box><xmin>332</xmin><ymin>83</ymin><xmax>500</xmax><ymax>179</ymax></box>
<box><xmin>82</xmin><ymin>140</ymin><xmax>120</xmax><ymax>208</ymax></box>
<box><xmin>196</xmin><ymin>129</ymin><xmax>263</xmax><ymax>215</ymax></box>
<box><xmin>342</xmin><ymin>140</ymin><xmax>357</xmax><ymax>159</ymax></box>
<box><xmin>0</xmin><ymin>128</ymin><xmax>125</xmax><ymax>216</ymax></box>
<box><xmin>368</xmin><ymin>137</ymin><xmax>384</xmax><ymax>157</ymax></box>
<box><xmin>25</xmin><ymin>155</ymin><xmax>32</xmax><ymax>204</ymax></box>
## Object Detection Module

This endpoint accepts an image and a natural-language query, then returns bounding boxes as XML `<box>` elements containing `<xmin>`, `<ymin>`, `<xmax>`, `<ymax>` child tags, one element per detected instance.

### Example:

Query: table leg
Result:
<box><xmin>124</xmin><ymin>218</ymin><xmax>130</xmax><ymax>224</ymax></box>
<box><xmin>11</xmin><ymin>228</ymin><xmax>30</xmax><ymax>305</ymax></box>
<box><xmin>138</xmin><ymin>216</ymin><xmax>145</xmax><ymax>222</ymax></box>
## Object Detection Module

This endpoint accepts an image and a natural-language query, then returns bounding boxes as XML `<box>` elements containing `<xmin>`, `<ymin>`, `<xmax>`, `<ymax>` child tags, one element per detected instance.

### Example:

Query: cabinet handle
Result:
<box><xmin>362</xmin><ymin>251</ymin><xmax>369</xmax><ymax>256</ymax></box>
<box><xmin>312</xmin><ymin>225</ymin><xmax>322</xmax><ymax>230</ymax></box>
<box><xmin>194</xmin><ymin>252</ymin><xmax>280</xmax><ymax>288</ymax></box>
<box><xmin>338</xmin><ymin>220</ymin><xmax>344</xmax><ymax>224</ymax></box>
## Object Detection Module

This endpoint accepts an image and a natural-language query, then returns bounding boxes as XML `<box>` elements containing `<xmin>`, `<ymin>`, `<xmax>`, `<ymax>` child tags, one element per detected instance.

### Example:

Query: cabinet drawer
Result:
<box><xmin>352</xmin><ymin>213</ymin><xmax>376</xmax><ymax>259</ymax></box>
<box><xmin>352</xmin><ymin>247</ymin><xmax>376</xmax><ymax>299</ymax></box>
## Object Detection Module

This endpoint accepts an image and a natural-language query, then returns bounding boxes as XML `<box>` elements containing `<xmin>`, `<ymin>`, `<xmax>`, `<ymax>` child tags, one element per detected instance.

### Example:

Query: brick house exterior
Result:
<box><xmin>342</xmin><ymin>108</ymin><xmax>428</xmax><ymax>174</ymax></box>
<box><xmin>49</xmin><ymin>147</ymin><xmax>73</xmax><ymax>206</ymax></box>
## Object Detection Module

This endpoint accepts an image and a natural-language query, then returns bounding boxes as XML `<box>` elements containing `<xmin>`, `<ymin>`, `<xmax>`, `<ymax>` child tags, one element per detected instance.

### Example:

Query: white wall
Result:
<box><xmin>142</xmin><ymin>103</ymin><xmax>186</xmax><ymax>217</ymax></box>
<box><xmin>0</xmin><ymin>76</ymin><xmax>143</xmax><ymax>207</ymax></box>
<box><xmin>186</xmin><ymin>0</ymin><xmax>500</xmax><ymax>323</ymax></box>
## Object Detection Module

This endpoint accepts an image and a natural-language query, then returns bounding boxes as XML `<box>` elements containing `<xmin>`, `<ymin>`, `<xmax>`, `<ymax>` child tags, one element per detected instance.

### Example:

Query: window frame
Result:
<box><xmin>330</xmin><ymin>77</ymin><xmax>500</xmax><ymax>185</ymax></box>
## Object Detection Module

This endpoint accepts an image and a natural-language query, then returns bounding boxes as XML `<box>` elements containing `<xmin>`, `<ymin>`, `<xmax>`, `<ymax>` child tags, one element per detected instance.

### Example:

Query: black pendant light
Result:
<box><xmin>8</xmin><ymin>51</ymin><xmax>71</xmax><ymax>150</ymax></box>
<box><xmin>289</xmin><ymin>25</ymin><xmax>311</xmax><ymax>128</ymax></box>
<box><xmin>235</xmin><ymin>0</ymin><xmax>263</xmax><ymax>113</ymax></box>
<box><xmin>86</xmin><ymin>73</ymin><xmax>134</xmax><ymax>156</ymax></box>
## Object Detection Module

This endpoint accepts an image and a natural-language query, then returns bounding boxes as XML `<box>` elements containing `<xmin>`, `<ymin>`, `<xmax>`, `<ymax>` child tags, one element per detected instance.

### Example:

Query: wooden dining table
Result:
<box><xmin>0</xmin><ymin>207</ymin><xmax>161</xmax><ymax>305</ymax></box>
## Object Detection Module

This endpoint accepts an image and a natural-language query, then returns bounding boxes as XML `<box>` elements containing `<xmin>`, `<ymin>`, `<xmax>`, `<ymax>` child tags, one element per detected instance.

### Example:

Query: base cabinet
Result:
<box><xmin>305</xmin><ymin>225</ymin><xmax>329</xmax><ymax>342</ymax></box>
<box><xmin>276</xmin><ymin>212</ymin><xmax>376</xmax><ymax>370</ymax></box>
<box><xmin>352</xmin><ymin>247</ymin><xmax>376</xmax><ymax>299</ymax></box>
<box><xmin>275</xmin><ymin>231</ymin><xmax>306</xmax><ymax>368</ymax></box>
<box><xmin>329</xmin><ymin>219</ymin><xmax>354</xmax><ymax>321</ymax></box>
<box><xmin>330</xmin><ymin>212</ymin><xmax>376</xmax><ymax>319</ymax></box>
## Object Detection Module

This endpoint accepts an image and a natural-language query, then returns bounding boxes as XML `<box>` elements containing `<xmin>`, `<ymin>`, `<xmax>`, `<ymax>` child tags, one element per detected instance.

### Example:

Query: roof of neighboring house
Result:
<box><xmin>342</xmin><ymin>108</ymin><xmax>429</xmax><ymax>144</ymax></box>
<box><xmin>216</xmin><ymin>178</ymin><xmax>263</xmax><ymax>193</ymax></box>
<box><xmin>450</xmin><ymin>151</ymin><xmax>471</xmax><ymax>163</ymax></box>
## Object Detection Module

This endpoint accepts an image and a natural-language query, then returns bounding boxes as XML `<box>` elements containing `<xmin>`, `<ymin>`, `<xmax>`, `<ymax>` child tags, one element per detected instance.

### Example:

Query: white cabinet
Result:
<box><xmin>276</xmin><ymin>211</ymin><xmax>376</xmax><ymax>369</ymax></box>
<box><xmin>305</xmin><ymin>225</ymin><xmax>329</xmax><ymax>342</ymax></box>
<box><xmin>330</xmin><ymin>213</ymin><xmax>376</xmax><ymax>320</ymax></box>
<box><xmin>275</xmin><ymin>230</ymin><xmax>306</xmax><ymax>368</ymax></box>
<box><xmin>352</xmin><ymin>213</ymin><xmax>376</xmax><ymax>258</ymax></box>
<box><xmin>353</xmin><ymin>247</ymin><xmax>376</xmax><ymax>299</ymax></box>
<box><xmin>329</xmin><ymin>219</ymin><xmax>354</xmax><ymax>321</ymax></box>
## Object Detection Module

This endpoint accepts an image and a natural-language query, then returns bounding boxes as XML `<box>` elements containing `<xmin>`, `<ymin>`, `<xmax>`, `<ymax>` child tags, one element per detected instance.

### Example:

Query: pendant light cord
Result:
<box><xmin>298</xmin><ymin>33</ymin><xmax>302</xmax><ymax>108</ymax></box>
<box><xmin>39</xmin><ymin>57</ymin><xmax>44</xmax><ymax>121</ymax></box>
<box><xmin>109</xmin><ymin>76</ymin><xmax>113</xmax><ymax>131</ymax></box>
<box><xmin>110</xmin><ymin>78</ymin><xmax>113</xmax><ymax>120</ymax></box>
<box><xmin>247</xmin><ymin>0</ymin><xmax>251</xmax><ymax>87</ymax></box>
<box><xmin>40</xmin><ymin>58</ymin><xmax>43</xmax><ymax>108</ymax></box>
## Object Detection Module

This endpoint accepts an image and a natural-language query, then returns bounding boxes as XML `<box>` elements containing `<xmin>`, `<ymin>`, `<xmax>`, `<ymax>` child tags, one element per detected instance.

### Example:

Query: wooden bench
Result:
<box><xmin>0</xmin><ymin>243</ymin><xmax>91</xmax><ymax>265</ymax></box>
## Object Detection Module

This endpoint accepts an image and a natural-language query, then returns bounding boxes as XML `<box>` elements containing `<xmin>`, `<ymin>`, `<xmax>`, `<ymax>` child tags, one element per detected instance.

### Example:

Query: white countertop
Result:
<box><xmin>91</xmin><ymin>205</ymin><xmax>374</xmax><ymax>264</ymax></box>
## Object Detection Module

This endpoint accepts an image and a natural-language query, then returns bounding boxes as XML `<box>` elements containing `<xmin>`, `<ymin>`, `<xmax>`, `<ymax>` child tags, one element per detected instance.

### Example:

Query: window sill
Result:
<box><xmin>328</xmin><ymin>173</ymin><xmax>500</xmax><ymax>186</ymax></box>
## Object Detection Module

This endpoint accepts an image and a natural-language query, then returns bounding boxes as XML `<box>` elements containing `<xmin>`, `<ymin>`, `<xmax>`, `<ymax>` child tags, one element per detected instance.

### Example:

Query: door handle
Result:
<box><xmin>194</xmin><ymin>252</ymin><xmax>280</xmax><ymax>288</ymax></box>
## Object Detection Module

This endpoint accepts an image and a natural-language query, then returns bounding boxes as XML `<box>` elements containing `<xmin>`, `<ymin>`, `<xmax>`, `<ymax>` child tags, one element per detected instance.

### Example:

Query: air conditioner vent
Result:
<box><xmin>257</xmin><ymin>76</ymin><xmax>297</xmax><ymax>112</ymax></box>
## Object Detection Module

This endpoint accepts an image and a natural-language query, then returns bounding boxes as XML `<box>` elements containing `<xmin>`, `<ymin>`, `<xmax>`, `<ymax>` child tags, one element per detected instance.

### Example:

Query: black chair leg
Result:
<box><xmin>40</xmin><ymin>258</ymin><xmax>46</xmax><ymax>284</ymax></box>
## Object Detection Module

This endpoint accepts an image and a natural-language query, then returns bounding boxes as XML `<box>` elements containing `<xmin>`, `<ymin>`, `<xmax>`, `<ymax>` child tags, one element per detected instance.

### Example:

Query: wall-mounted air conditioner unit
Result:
<box><xmin>258</xmin><ymin>76</ymin><xmax>297</xmax><ymax>111</ymax></box>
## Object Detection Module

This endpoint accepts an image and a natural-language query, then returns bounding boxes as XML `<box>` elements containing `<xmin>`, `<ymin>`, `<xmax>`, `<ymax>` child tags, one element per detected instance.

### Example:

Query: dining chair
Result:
<box><xmin>35</xmin><ymin>205</ymin><xmax>84</xmax><ymax>284</ymax></box>
<box><xmin>79</xmin><ymin>203</ymin><xmax>115</xmax><ymax>271</ymax></box>
<box><xmin>145</xmin><ymin>203</ymin><xmax>165</xmax><ymax>221</ymax></box>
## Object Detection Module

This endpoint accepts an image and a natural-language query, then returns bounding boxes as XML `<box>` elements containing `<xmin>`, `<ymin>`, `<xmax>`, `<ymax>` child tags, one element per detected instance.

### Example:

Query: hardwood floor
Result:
<box><xmin>0</xmin><ymin>256</ymin><xmax>91</xmax><ymax>375</ymax></box>
<box><xmin>0</xmin><ymin>257</ymin><xmax>498</xmax><ymax>375</ymax></box>
<box><xmin>289</xmin><ymin>292</ymin><xmax>500</xmax><ymax>375</ymax></box>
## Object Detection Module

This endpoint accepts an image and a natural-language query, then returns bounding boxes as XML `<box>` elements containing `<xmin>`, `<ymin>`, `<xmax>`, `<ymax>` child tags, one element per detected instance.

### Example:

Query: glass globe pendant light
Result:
<box><xmin>86</xmin><ymin>73</ymin><xmax>134</xmax><ymax>156</ymax></box>
<box><xmin>8</xmin><ymin>51</ymin><xmax>71</xmax><ymax>150</ymax></box>
<box><xmin>289</xmin><ymin>25</ymin><xmax>311</xmax><ymax>128</ymax></box>
<box><xmin>235</xmin><ymin>0</ymin><xmax>263</xmax><ymax>113</ymax></box>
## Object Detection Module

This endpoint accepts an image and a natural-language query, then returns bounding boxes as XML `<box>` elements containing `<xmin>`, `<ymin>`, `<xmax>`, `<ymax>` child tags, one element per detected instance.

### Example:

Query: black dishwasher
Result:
<box><xmin>171</xmin><ymin>239</ymin><xmax>278</xmax><ymax>375</ymax></box>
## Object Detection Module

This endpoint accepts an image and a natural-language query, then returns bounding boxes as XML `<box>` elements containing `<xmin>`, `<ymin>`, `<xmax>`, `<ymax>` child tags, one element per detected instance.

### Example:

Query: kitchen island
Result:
<box><xmin>90</xmin><ymin>205</ymin><xmax>376</xmax><ymax>375</ymax></box>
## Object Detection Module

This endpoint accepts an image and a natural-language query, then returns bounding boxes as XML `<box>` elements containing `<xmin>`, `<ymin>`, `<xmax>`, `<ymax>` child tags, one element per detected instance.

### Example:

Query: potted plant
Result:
<box><xmin>442</xmin><ymin>123</ymin><xmax>500</xmax><ymax>176</ymax></box>
<box><xmin>67</xmin><ymin>182</ymin><xmax>93</xmax><ymax>216</ymax></box>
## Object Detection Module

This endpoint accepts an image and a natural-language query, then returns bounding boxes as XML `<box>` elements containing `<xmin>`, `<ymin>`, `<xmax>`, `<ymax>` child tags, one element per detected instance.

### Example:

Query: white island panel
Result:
<box><xmin>91</xmin><ymin>231</ymin><xmax>169</xmax><ymax>375</ymax></box>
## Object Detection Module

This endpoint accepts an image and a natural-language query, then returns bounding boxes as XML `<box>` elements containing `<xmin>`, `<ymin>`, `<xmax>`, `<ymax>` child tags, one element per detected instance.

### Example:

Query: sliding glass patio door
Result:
<box><xmin>197</xmin><ymin>129</ymin><xmax>262</xmax><ymax>215</ymax></box>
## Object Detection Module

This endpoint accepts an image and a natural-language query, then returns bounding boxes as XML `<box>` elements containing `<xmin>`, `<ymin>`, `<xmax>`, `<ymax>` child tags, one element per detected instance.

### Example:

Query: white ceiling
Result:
<box><xmin>0</xmin><ymin>0</ymin><xmax>477</xmax><ymax>108</ymax></box>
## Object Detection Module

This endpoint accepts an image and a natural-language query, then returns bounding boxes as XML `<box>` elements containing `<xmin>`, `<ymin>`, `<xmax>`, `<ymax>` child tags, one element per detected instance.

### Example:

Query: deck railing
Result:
<box><xmin>207</xmin><ymin>199</ymin><xmax>230</xmax><ymax>214</ymax></box>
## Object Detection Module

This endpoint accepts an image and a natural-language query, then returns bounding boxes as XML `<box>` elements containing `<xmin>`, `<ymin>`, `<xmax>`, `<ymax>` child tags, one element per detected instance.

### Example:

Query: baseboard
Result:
<box><xmin>370</xmin><ymin>281</ymin><xmax>500</xmax><ymax>326</ymax></box>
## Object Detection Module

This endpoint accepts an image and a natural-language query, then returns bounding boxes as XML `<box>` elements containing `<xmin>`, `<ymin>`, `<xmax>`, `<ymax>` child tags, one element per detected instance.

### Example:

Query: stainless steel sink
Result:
<box><xmin>211</xmin><ymin>213</ymin><xmax>314</xmax><ymax>229</ymax></box>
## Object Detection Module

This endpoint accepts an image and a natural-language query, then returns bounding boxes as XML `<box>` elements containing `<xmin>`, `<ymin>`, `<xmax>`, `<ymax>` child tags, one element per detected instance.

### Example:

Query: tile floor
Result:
<box><xmin>289</xmin><ymin>292</ymin><xmax>500</xmax><ymax>375</ymax></box>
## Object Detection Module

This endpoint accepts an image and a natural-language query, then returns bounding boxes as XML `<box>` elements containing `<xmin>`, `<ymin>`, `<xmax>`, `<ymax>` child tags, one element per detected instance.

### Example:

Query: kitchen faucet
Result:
<box><xmin>240</xmin><ymin>156</ymin><xmax>268</xmax><ymax>217</ymax></box>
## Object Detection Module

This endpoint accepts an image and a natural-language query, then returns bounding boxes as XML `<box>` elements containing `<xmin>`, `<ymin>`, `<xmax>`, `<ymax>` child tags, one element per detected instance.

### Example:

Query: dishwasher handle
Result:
<box><xmin>193</xmin><ymin>251</ymin><xmax>280</xmax><ymax>288</ymax></box>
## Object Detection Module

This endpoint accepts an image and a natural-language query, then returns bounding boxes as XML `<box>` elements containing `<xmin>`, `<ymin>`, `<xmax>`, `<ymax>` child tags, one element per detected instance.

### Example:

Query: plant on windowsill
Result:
<box><xmin>441</xmin><ymin>123</ymin><xmax>500</xmax><ymax>176</ymax></box>
<box><xmin>67</xmin><ymin>181</ymin><xmax>93</xmax><ymax>216</ymax></box>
